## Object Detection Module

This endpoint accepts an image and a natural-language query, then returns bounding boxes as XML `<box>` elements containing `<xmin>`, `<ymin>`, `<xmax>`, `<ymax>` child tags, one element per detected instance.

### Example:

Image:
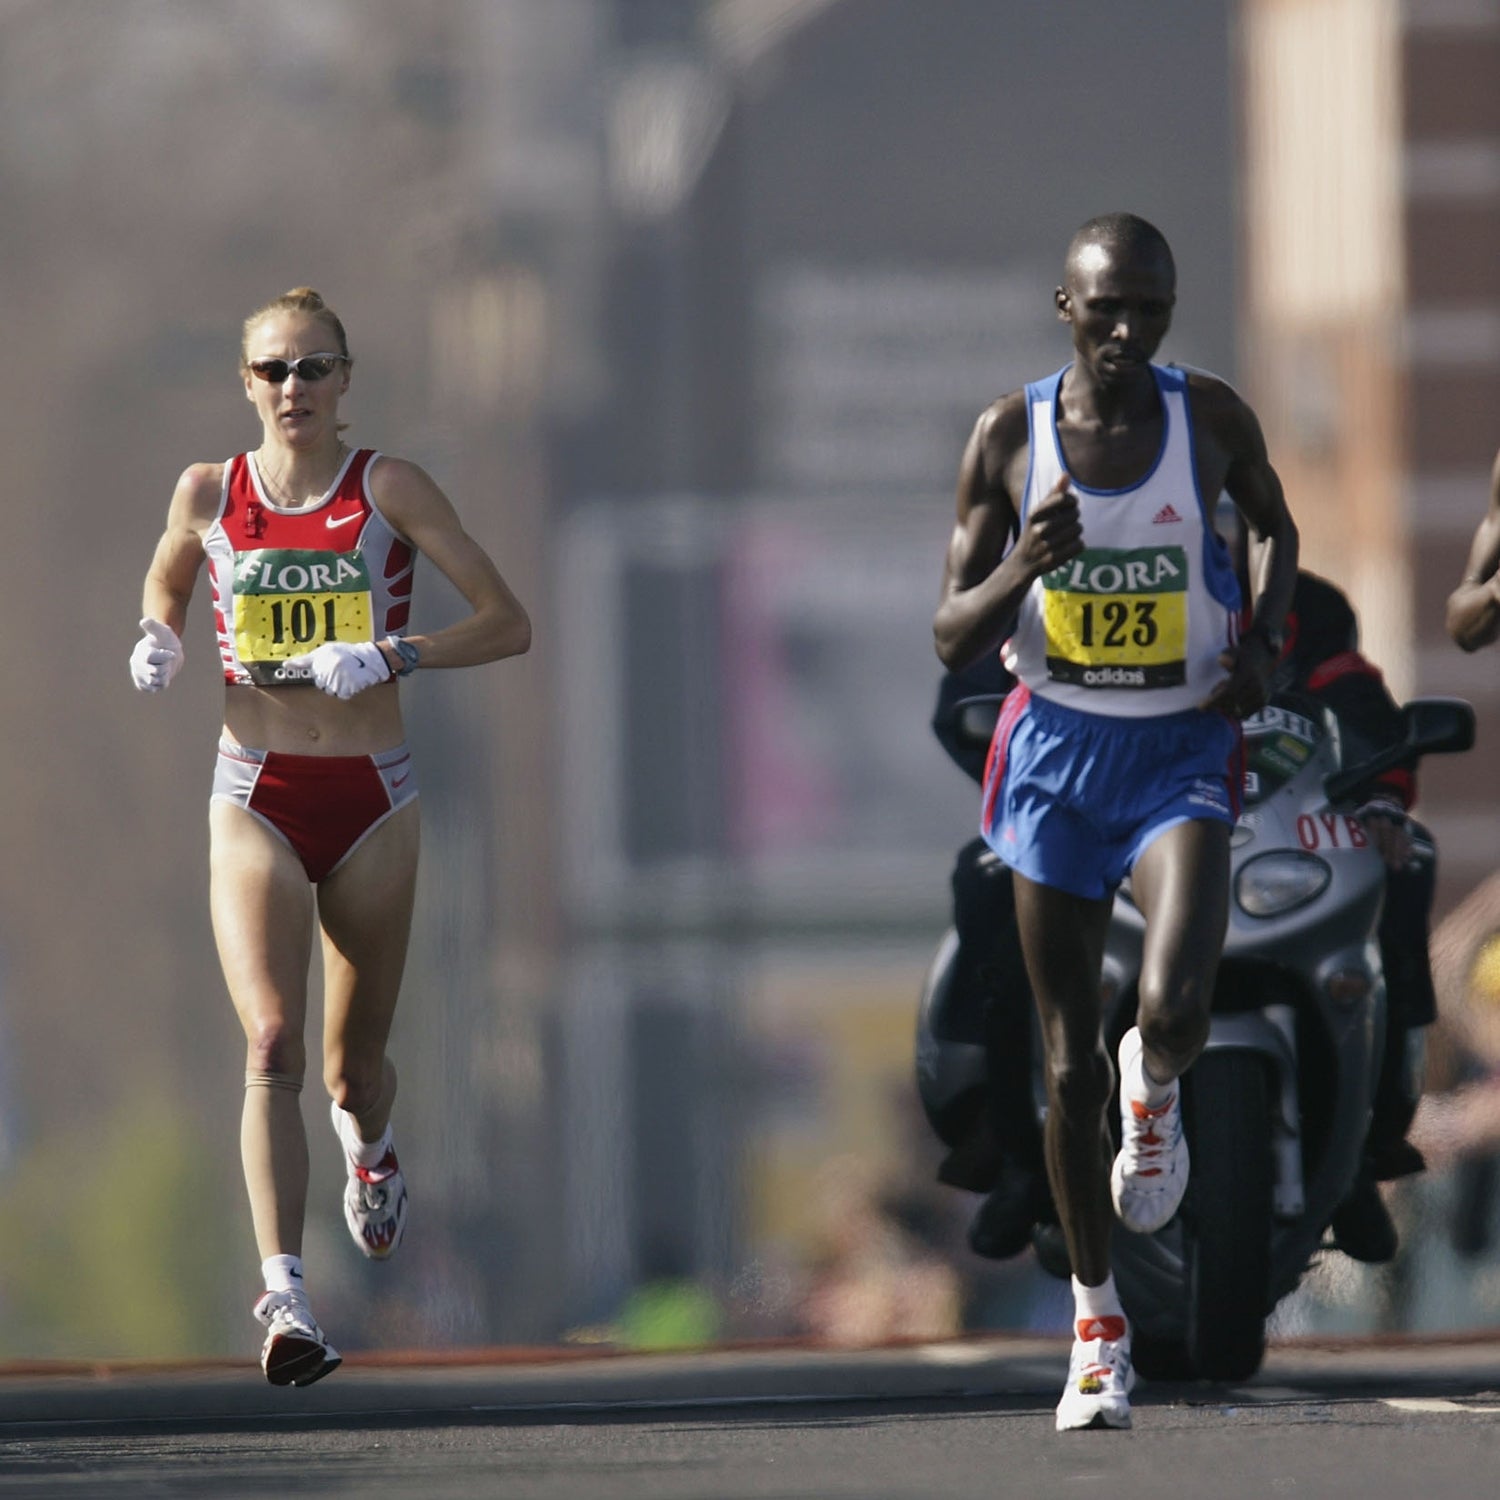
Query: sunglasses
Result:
<box><xmin>247</xmin><ymin>353</ymin><xmax>348</xmax><ymax>383</ymax></box>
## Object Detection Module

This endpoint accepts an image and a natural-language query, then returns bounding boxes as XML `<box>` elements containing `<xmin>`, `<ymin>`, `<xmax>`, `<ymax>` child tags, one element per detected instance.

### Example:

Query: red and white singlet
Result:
<box><xmin>203</xmin><ymin>449</ymin><xmax>415</xmax><ymax>686</ymax></box>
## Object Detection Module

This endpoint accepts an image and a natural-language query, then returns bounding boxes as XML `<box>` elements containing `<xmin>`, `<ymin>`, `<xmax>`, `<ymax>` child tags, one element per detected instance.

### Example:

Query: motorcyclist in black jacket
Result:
<box><xmin>933</xmin><ymin>564</ymin><xmax>1435</xmax><ymax>1265</ymax></box>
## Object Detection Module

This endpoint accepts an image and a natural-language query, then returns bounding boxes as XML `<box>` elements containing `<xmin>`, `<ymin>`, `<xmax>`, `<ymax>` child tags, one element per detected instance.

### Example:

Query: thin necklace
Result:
<box><xmin>257</xmin><ymin>442</ymin><xmax>348</xmax><ymax>509</ymax></box>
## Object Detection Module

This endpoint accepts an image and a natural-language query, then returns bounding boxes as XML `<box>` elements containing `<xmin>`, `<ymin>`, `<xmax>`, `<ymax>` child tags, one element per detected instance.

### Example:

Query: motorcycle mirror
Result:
<box><xmin>1403</xmin><ymin>696</ymin><xmax>1476</xmax><ymax>756</ymax></box>
<box><xmin>1324</xmin><ymin>695</ymin><xmax>1476</xmax><ymax>803</ymax></box>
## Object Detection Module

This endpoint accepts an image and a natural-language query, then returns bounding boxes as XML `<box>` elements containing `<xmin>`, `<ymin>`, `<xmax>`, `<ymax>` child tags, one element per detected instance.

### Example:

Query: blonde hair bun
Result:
<box><xmin>240</xmin><ymin>288</ymin><xmax>350</xmax><ymax>368</ymax></box>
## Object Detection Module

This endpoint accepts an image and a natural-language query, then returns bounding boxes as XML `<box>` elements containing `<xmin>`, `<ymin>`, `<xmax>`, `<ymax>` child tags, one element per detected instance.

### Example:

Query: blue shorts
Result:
<box><xmin>981</xmin><ymin>687</ymin><xmax>1242</xmax><ymax>901</ymax></box>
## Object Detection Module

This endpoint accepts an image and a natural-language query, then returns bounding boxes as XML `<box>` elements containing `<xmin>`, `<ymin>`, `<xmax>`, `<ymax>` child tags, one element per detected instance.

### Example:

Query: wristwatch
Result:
<box><xmin>384</xmin><ymin>635</ymin><xmax>421</xmax><ymax>677</ymax></box>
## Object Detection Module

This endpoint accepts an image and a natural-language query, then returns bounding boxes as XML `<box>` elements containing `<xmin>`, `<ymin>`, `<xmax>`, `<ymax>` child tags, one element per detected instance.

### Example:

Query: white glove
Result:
<box><xmin>283</xmin><ymin>640</ymin><xmax>393</xmax><ymax>700</ymax></box>
<box><xmin>130</xmin><ymin>617</ymin><xmax>184</xmax><ymax>693</ymax></box>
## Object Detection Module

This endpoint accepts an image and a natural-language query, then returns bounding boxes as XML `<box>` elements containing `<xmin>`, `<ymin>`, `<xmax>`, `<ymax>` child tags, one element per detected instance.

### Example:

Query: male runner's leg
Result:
<box><xmin>1128</xmin><ymin>818</ymin><xmax>1230</xmax><ymax>1078</ymax></box>
<box><xmin>1112</xmin><ymin>818</ymin><xmax>1230</xmax><ymax>1233</ymax></box>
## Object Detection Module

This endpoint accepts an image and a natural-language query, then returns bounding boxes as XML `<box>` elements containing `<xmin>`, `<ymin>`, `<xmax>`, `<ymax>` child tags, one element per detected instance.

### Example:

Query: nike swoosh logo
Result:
<box><xmin>392</xmin><ymin>772</ymin><xmax>410</xmax><ymax>789</ymax></box>
<box><xmin>326</xmin><ymin>511</ymin><xmax>363</xmax><ymax>530</ymax></box>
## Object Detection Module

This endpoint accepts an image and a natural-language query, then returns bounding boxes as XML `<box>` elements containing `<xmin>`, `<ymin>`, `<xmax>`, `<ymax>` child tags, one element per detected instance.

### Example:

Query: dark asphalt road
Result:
<box><xmin>2</xmin><ymin>1336</ymin><xmax>1499</xmax><ymax>1498</ymax></box>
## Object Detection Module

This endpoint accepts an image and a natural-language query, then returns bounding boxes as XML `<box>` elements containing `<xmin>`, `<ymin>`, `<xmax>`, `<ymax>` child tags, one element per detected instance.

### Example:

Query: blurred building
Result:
<box><xmin>1240</xmin><ymin>0</ymin><xmax>1499</xmax><ymax>912</ymax></box>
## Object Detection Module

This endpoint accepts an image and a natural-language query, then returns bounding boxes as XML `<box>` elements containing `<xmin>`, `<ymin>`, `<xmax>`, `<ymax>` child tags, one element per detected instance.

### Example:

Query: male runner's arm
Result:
<box><xmin>1446</xmin><ymin>448</ymin><xmax>1500</xmax><ymax>651</ymax></box>
<box><xmin>933</xmin><ymin>396</ymin><xmax>1084</xmax><ymax>671</ymax></box>
<box><xmin>1194</xmin><ymin>386</ymin><xmax>1299</xmax><ymax>717</ymax></box>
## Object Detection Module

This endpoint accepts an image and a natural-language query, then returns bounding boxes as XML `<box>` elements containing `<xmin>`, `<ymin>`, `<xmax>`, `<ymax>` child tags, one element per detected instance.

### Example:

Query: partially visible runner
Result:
<box><xmin>130</xmin><ymin>288</ymin><xmax>531</xmax><ymax>1386</ymax></box>
<box><xmin>933</xmin><ymin>215</ymin><xmax>1298</xmax><ymax>1431</ymax></box>
<box><xmin>1446</xmin><ymin>446</ymin><xmax>1500</xmax><ymax>653</ymax></box>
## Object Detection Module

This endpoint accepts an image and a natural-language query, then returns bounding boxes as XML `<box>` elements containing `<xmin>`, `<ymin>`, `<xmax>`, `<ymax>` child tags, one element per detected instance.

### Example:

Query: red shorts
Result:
<box><xmin>212</xmin><ymin>738</ymin><xmax>418</xmax><ymax>883</ymax></box>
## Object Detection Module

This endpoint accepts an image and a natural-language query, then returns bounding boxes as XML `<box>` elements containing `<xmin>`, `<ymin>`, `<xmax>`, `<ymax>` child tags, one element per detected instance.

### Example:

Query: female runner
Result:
<box><xmin>131</xmin><ymin>287</ymin><xmax>531</xmax><ymax>1384</ymax></box>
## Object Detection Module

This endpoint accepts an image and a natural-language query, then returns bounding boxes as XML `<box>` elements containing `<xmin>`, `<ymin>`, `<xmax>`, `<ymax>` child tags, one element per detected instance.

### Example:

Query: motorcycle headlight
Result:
<box><xmin>1235</xmin><ymin>851</ymin><xmax>1331</xmax><ymax>918</ymax></box>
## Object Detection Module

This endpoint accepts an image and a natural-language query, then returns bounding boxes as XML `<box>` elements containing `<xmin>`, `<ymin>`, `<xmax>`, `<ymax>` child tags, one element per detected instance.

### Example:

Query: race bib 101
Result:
<box><xmin>1041</xmin><ymin>544</ymin><xmax>1188</xmax><ymax>689</ymax></box>
<box><xmin>232</xmin><ymin>548</ymin><xmax>374</xmax><ymax>685</ymax></box>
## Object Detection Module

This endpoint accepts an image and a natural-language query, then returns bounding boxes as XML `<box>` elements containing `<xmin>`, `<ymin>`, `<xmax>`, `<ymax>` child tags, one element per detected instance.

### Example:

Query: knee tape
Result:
<box><xmin>245</xmin><ymin>1070</ymin><xmax>304</xmax><ymax>1094</ymax></box>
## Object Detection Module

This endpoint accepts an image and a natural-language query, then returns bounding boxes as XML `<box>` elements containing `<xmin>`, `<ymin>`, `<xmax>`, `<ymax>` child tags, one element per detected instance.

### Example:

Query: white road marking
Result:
<box><xmin>914</xmin><ymin>1343</ymin><xmax>1009</xmax><ymax>1366</ymax></box>
<box><xmin>1382</xmin><ymin>1397</ymin><xmax>1500</xmax><ymax>1414</ymax></box>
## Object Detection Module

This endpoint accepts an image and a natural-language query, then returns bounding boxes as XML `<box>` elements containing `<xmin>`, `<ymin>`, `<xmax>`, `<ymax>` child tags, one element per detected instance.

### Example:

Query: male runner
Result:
<box><xmin>929</xmin><ymin>555</ymin><xmax>1438</xmax><ymax>1270</ymax></box>
<box><xmin>933</xmin><ymin>214</ymin><xmax>1299</xmax><ymax>1431</ymax></box>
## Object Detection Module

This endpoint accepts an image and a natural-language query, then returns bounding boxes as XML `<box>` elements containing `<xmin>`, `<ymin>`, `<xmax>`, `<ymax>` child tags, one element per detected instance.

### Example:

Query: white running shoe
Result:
<box><xmin>1055</xmin><ymin>1314</ymin><xmax>1135</xmax><ymax>1432</ymax></box>
<box><xmin>1110</xmin><ymin>1026</ymin><xmax>1189</xmax><ymax>1234</ymax></box>
<box><xmin>331</xmin><ymin>1099</ymin><xmax>408</xmax><ymax>1259</ymax></box>
<box><xmin>253</xmin><ymin>1289</ymin><xmax>342</xmax><ymax>1387</ymax></box>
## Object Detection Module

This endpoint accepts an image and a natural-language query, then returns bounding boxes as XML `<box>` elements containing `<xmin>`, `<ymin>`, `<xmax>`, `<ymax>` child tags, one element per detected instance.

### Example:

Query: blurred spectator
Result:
<box><xmin>798</xmin><ymin>1155</ymin><xmax>961</xmax><ymax>1347</ymax></box>
<box><xmin>1413</xmin><ymin>873</ymin><xmax>1500</xmax><ymax>1162</ymax></box>
<box><xmin>612</xmin><ymin>1241</ymin><xmax>724</xmax><ymax>1351</ymax></box>
<box><xmin>1411</xmin><ymin>872</ymin><xmax>1500</xmax><ymax>1259</ymax></box>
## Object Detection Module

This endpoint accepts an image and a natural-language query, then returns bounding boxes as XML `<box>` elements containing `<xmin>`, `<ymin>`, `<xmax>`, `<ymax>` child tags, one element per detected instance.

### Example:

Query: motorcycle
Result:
<box><xmin>916</xmin><ymin>690</ymin><xmax>1475</xmax><ymax>1381</ymax></box>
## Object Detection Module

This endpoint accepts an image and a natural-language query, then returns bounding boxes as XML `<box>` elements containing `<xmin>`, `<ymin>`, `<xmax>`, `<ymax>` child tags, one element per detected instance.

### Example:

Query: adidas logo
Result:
<box><xmin>1152</xmin><ymin>504</ymin><xmax>1182</xmax><ymax>524</ymax></box>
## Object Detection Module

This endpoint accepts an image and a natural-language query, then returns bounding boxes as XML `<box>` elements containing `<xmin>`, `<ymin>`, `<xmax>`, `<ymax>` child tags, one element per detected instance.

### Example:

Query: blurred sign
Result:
<box><xmin>558</xmin><ymin>494</ymin><xmax>982</xmax><ymax>927</ymax></box>
<box><xmin>755</xmin><ymin>262</ymin><xmax>1059</xmax><ymax>494</ymax></box>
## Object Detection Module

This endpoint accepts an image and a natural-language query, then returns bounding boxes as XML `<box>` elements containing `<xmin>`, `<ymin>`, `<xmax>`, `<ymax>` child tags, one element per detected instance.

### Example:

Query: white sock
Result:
<box><xmin>335</xmin><ymin>1105</ymin><xmax>392</xmax><ymax>1169</ymax></box>
<box><xmin>1125</xmin><ymin>1028</ymin><xmax>1175</xmax><ymax>1108</ymax></box>
<box><xmin>1072</xmin><ymin>1274</ymin><xmax>1124</xmax><ymax>1330</ymax></box>
<box><xmin>262</xmin><ymin>1254</ymin><xmax>306</xmax><ymax>1296</ymax></box>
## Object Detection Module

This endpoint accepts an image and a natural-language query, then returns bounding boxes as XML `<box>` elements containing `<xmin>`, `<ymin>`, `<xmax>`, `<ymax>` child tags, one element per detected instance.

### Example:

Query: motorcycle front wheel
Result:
<box><xmin>1183</xmin><ymin>1049</ymin><xmax>1274</xmax><ymax>1382</ymax></box>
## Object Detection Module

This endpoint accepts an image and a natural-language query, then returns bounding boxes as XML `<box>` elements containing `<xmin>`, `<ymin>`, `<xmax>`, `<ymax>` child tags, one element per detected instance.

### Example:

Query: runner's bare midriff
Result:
<box><xmin>222</xmin><ymin>680</ymin><xmax>406</xmax><ymax>756</ymax></box>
